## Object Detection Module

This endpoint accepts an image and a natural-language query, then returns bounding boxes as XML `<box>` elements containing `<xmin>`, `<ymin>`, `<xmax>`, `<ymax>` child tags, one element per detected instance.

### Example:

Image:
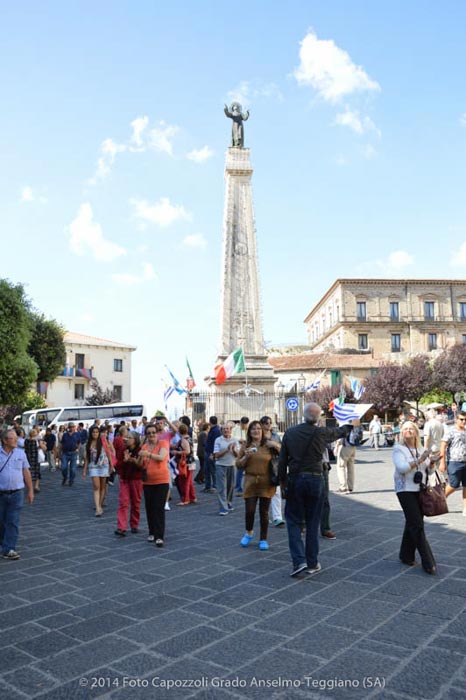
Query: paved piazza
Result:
<box><xmin>1</xmin><ymin>447</ymin><xmax>465</xmax><ymax>700</ymax></box>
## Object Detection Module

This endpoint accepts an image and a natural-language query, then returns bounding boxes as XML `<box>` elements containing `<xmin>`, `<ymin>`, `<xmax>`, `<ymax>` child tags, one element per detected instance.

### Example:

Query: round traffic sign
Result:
<box><xmin>286</xmin><ymin>397</ymin><xmax>299</xmax><ymax>412</ymax></box>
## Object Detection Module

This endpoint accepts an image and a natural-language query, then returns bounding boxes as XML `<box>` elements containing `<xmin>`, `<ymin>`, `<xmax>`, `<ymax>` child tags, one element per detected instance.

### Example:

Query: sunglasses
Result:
<box><xmin>146</xmin><ymin>431</ymin><xmax>156</xmax><ymax>435</ymax></box>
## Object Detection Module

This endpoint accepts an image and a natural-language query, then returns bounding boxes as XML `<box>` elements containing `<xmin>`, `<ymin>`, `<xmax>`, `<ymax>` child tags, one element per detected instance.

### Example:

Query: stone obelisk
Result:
<box><xmin>208</xmin><ymin>103</ymin><xmax>275</xmax><ymax>395</ymax></box>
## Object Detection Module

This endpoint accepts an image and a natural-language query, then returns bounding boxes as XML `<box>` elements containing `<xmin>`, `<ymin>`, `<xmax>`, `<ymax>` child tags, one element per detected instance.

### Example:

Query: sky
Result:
<box><xmin>1</xmin><ymin>1</ymin><xmax>466</xmax><ymax>415</ymax></box>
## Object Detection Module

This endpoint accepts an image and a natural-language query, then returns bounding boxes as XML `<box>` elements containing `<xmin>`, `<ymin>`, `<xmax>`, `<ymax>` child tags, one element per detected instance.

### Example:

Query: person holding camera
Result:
<box><xmin>140</xmin><ymin>424</ymin><xmax>169</xmax><ymax>547</ymax></box>
<box><xmin>236</xmin><ymin>421</ymin><xmax>277</xmax><ymax>550</ymax></box>
<box><xmin>393</xmin><ymin>421</ymin><xmax>439</xmax><ymax>574</ymax></box>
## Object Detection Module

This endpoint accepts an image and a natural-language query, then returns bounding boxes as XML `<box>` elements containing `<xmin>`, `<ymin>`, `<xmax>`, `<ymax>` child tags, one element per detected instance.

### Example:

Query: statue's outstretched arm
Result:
<box><xmin>242</xmin><ymin>111</ymin><xmax>250</xmax><ymax>121</ymax></box>
<box><xmin>224</xmin><ymin>105</ymin><xmax>232</xmax><ymax>117</ymax></box>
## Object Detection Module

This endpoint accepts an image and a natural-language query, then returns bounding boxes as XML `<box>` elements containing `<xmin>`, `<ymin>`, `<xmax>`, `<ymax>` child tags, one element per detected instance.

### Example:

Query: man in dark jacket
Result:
<box><xmin>279</xmin><ymin>403</ymin><xmax>359</xmax><ymax>577</ymax></box>
<box><xmin>203</xmin><ymin>416</ymin><xmax>221</xmax><ymax>493</ymax></box>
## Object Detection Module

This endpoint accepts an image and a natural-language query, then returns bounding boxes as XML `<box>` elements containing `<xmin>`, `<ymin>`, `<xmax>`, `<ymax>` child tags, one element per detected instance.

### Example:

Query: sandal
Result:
<box><xmin>176</xmin><ymin>502</ymin><xmax>188</xmax><ymax>507</ymax></box>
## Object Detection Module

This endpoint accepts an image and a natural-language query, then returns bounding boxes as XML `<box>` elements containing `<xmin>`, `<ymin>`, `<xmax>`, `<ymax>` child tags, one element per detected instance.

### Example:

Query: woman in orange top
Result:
<box><xmin>140</xmin><ymin>424</ymin><xmax>169</xmax><ymax>547</ymax></box>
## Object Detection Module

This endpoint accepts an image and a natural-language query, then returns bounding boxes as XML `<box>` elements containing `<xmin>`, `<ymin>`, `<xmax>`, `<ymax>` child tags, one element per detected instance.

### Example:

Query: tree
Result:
<box><xmin>419</xmin><ymin>388</ymin><xmax>452</xmax><ymax>405</ymax></box>
<box><xmin>305</xmin><ymin>383</ymin><xmax>356</xmax><ymax>413</ymax></box>
<box><xmin>432</xmin><ymin>344</ymin><xmax>466</xmax><ymax>399</ymax></box>
<box><xmin>27</xmin><ymin>314</ymin><xmax>66</xmax><ymax>381</ymax></box>
<box><xmin>85</xmin><ymin>380</ymin><xmax>115</xmax><ymax>406</ymax></box>
<box><xmin>403</xmin><ymin>355</ymin><xmax>434</xmax><ymax>411</ymax></box>
<box><xmin>363</xmin><ymin>362</ymin><xmax>409</xmax><ymax>411</ymax></box>
<box><xmin>0</xmin><ymin>279</ymin><xmax>38</xmax><ymax>404</ymax></box>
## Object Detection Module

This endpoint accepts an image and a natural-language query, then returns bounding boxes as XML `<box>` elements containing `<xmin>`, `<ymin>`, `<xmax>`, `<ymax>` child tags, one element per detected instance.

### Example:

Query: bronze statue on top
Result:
<box><xmin>224</xmin><ymin>102</ymin><xmax>249</xmax><ymax>148</ymax></box>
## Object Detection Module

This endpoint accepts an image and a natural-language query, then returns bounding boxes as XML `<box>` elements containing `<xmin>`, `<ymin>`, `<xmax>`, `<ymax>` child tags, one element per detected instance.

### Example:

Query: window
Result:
<box><xmin>428</xmin><ymin>333</ymin><xmax>437</xmax><ymax>351</ymax></box>
<box><xmin>75</xmin><ymin>353</ymin><xmax>85</xmax><ymax>370</ymax></box>
<box><xmin>113</xmin><ymin>385</ymin><xmax>123</xmax><ymax>401</ymax></box>
<box><xmin>358</xmin><ymin>334</ymin><xmax>368</xmax><ymax>350</ymax></box>
<box><xmin>336</xmin><ymin>305</ymin><xmax>340</xmax><ymax>321</ymax></box>
<box><xmin>459</xmin><ymin>303</ymin><xmax>466</xmax><ymax>321</ymax></box>
<box><xmin>390</xmin><ymin>302</ymin><xmax>399</xmax><ymax>322</ymax></box>
<box><xmin>74</xmin><ymin>384</ymin><xmax>85</xmax><ymax>400</ymax></box>
<box><xmin>424</xmin><ymin>301</ymin><xmax>435</xmax><ymax>320</ymax></box>
<box><xmin>113</xmin><ymin>359</ymin><xmax>123</xmax><ymax>372</ymax></box>
<box><xmin>391</xmin><ymin>334</ymin><xmax>401</xmax><ymax>352</ymax></box>
<box><xmin>330</xmin><ymin>370</ymin><xmax>341</xmax><ymax>386</ymax></box>
<box><xmin>356</xmin><ymin>302</ymin><xmax>366</xmax><ymax>321</ymax></box>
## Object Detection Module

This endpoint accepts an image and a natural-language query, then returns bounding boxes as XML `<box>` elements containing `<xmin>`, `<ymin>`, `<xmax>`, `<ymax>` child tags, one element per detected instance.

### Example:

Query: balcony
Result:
<box><xmin>59</xmin><ymin>367</ymin><xmax>93</xmax><ymax>379</ymax></box>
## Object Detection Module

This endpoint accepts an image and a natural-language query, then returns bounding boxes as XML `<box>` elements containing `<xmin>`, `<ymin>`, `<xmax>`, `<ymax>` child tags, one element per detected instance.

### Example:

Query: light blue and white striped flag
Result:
<box><xmin>332</xmin><ymin>403</ymin><xmax>373</xmax><ymax>424</ymax></box>
<box><xmin>304</xmin><ymin>378</ymin><xmax>321</xmax><ymax>391</ymax></box>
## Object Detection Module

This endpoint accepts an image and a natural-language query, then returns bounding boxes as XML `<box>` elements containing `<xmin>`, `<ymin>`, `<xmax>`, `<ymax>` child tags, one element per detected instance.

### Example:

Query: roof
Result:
<box><xmin>268</xmin><ymin>353</ymin><xmax>380</xmax><ymax>371</ymax></box>
<box><xmin>304</xmin><ymin>277</ymin><xmax>466</xmax><ymax>322</ymax></box>
<box><xmin>64</xmin><ymin>332</ymin><xmax>136</xmax><ymax>351</ymax></box>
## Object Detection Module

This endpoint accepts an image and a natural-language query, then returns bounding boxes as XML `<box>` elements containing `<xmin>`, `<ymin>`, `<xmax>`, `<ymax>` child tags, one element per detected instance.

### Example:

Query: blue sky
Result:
<box><xmin>2</xmin><ymin>1</ymin><xmax>466</xmax><ymax>414</ymax></box>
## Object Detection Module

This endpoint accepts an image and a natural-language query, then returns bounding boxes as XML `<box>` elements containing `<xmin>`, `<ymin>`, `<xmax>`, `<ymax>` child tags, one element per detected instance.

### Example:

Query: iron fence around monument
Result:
<box><xmin>185</xmin><ymin>391</ymin><xmax>337</xmax><ymax>433</ymax></box>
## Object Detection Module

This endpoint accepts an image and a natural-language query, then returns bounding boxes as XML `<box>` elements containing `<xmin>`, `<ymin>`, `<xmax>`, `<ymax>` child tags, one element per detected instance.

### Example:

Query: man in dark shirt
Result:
<box><xmin>61</xmin><ymin>423</ymin><xmax>81</xmax><ymax>486</ymax></box>
<box><xmin>279</xmin><ymin>402</ymin><xmax>359</xmax><ymax>577</ymax></box>
<box><xmin>77</xmin><ymin>423</ymin><xmax>88</xmax><ymax>467</ymax></box>
<box><xmin>203</xmin><ymin>416</ymin><xmax>221</xmax><ymax>493</ymax></box>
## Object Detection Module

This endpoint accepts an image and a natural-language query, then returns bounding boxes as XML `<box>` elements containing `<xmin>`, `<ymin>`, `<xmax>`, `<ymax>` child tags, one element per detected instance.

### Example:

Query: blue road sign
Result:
<box><xmin>286</xmin><ymin>397</ymin><xmax>299</xmax><ymax>412</ymax></box>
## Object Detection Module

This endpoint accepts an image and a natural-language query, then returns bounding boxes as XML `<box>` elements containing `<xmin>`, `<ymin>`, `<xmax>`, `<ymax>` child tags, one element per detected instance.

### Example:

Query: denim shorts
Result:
<box><xmin>447</xmin><ymin>461</ymin><xmax>466</xmax><ymax>489</ymax></box>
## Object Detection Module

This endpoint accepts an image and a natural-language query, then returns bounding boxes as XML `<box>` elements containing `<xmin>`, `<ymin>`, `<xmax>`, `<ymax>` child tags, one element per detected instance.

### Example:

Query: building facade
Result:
<box><xmin>44</xmin><ymin>332</ymin><xmax>136</xmax><ymax>407</ymax></box>
<box><xmin>268</xmin><ymin>352</ymin><xmax>380</xmax><ymax>391</ymax></box>
<box><xmin>304</xmin><ymin>279</ymin><xmax>466</xmax><ymax>359</ymax></box>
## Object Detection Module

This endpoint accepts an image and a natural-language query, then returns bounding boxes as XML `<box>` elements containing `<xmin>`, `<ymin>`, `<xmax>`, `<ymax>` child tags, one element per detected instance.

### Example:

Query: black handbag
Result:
<box><xmin>268</xmin><ymin>454</ymin><xmax>279</xmax><ymax>487</ymax></box>
<box><xmin>419</xmin><ymin>470</ymin><xmax>448</xmax><ymax>517</ymax></box>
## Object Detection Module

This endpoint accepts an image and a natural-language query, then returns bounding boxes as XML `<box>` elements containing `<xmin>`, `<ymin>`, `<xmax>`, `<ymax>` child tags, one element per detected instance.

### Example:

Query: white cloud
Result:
<box><xmin>112</xmin><ymin>262</ymin><xmax>157</xmax><ymax>286</ymax></box>
<box><xmin>20</xmin><ymin>186</ymin><xmax>47</xmax><ymax>203</ymax></box>
<box><xmin>182</xmin><ymin>233</ymin><xmax>207</xmax><ymax>249</ymax></box>
<box><xmin>130</xmin><ymin>197</ymin><xmax>191</xmax><ymax>227</ymax></box>
<box><xmin>386</xmin><ymin>250</ymin><xmax>413</xmax><ymax>270</ymax></box>
<box><xmin>130</xmin><ymin>115</ymin><xmax>149</xmax><ymax>148</ymax></box>
<box><xmin>148</xmin><ymin>121</ymin><xmax>179</xmax><ymax>155</ymax></box>
<box><xmin>294</xmin><ymin>29</ymin><xmax>380</xmax><ymax>102</ymax></box>
<box><xmin>68</xmin><ymin>203</ymin><xmax>126</xmax><ymax>261</ymax></box>
<box><xmin>356</xmin><ymin>249</ymin><xmax>414</xmax><ymax>277</ymax></box>
<box><xmin>335</xmin><ymin>107</ymin><xmax>380</xmax><ymax>137</ymax></box>
<box><xmin>88</xmin><ymin>138</ymin><xmax>127</xmax><ymax>185</ymax></box>
<box><xmin>227</xmin><ymin>81</ymin><xmax>283</xmax><ymax>107</ymax></box>
<box><xmin>451</xmin><ymin>242</ymin><xmax>466</xmax><ymax>267</ymax></box>
<box><xmin>186</xmin><ymin>146</ymin><xmax>214</xmax><ymax>163</ymax></box>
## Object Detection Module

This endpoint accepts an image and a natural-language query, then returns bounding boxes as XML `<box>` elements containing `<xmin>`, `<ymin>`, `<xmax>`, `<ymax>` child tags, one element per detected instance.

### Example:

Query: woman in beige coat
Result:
<box><xmin>236</xmin><ymin>421</ymin><xmax>276</xmax><ymax>550</ymax></box>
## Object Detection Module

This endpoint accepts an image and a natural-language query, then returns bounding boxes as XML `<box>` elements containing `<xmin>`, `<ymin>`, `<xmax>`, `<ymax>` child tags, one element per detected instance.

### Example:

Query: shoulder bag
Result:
<box><xmin>419</xmin><ymin>469</ymin><xmax>448</xmax><ymax>517</ymax></box>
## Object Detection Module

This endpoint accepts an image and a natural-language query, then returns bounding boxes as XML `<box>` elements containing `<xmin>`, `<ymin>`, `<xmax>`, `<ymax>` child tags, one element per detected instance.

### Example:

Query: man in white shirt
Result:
<box><xmin>423</xmin><ymin>409</ymin><xmax>445</xmax><ymax>453</ymax></box>
<box><xmin>214</xmin><ymin>424</ymin><xmax>239</xmax><ymax>516</ymax></box>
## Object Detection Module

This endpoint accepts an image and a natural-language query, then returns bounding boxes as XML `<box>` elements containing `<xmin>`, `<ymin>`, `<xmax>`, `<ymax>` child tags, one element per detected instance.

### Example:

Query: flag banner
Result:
<box><xmin>165</xmin><ymin>366</ymin><xmax>187</xmax><ymax>394</ymax></box>
<box><xmin>333</xmin><ymin>403</ymin><xmax>373</xmax><ymax>424</ymax></box>
<box><xmin>186</xmin><ymin>357</ymin><xmax>196</xmax><ymax>388</ymax></box>
<box><xmin>349</xmin><ymin>375</ymin><xmax>365</xmax><ymax>401</ymax></box>
<box><xmin>214</xmin><ymin>347</ymin><xmax>245</xmax><ymax>385</ymax></box>
<box><xmin>304</xmin><ymin>379</ymin><xmax>320</xmax><ymax>391</ymax></box>
<box><xmin>76</xmin><ymin>368</ymin><xmax>92</xmax><ymax>379</ymax></box>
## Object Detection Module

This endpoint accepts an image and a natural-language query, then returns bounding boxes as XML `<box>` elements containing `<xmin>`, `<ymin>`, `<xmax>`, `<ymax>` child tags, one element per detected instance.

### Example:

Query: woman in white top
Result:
<box><xmin>393</xmin><ymin>421</ymin><xmax>439</xmax><ymax>575</ymax></box>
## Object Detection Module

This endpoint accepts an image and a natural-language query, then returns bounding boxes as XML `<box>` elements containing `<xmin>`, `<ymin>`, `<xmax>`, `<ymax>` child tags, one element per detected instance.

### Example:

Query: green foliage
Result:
<box><xmin>85</xmin><ymin>379</ymin><xmax>115</xmax><ymax>406</ymax></box>
<box><xmin>22</xmin><ymin>391</ymin><xmax>47</xmax><ymax>411</ymax></box>
<box><xmin>420</xmin><ymin>388</ymin><xmax>454</xmax><ymax>405</ymax></box>
<box><xmin>0</xmin><ymin>279</ymin><xmax>38</xmax><ymax>404</ymax></box>
<box><xmin>28</xmin><ymin>313</ymin><xmax>66</xmax><ymax>381</ymax></box>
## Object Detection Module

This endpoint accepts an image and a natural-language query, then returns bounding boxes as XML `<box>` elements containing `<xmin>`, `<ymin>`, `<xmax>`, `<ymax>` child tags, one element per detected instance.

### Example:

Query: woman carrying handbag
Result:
<box><xmin>393</xmin><ymin>421</ymin><xmax>440</xmax><ymax>575</ymax></box>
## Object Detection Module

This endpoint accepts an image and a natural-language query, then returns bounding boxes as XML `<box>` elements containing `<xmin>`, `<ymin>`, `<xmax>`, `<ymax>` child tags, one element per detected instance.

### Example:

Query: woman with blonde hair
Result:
<box><xmin>393</xmin><ymin>421</ymin><xmax>440</xmax><ymax>575</ymax></box>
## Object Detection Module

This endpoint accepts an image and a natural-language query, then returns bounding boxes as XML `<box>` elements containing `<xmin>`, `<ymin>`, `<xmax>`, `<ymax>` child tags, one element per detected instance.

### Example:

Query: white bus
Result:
<box><xmin>21</xmin><ymin>403</ymin><xmax>146</xmax><ymax>433</ymax></box>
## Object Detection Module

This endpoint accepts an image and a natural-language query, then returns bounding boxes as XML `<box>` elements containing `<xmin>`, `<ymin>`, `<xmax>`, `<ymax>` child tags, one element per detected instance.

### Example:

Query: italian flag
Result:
<box><xmin>214</xmin><ymin>348</ymin><xmax>245</xmax><ymax>385</ymax></box>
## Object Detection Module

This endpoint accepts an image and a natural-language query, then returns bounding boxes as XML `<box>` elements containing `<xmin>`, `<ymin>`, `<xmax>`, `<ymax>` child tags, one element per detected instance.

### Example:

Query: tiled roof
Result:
<box><xmin>268</xmin><ymin>353</ymin><xmax>380</xmax><ymax>371</ymax></box>
<box><xmin>64</xmin><ymin>332</ymin><xmax>136</xmax><ymax>350</ymax></box>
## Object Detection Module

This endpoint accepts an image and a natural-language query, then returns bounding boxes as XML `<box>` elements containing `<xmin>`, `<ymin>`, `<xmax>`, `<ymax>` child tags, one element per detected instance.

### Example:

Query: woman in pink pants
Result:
<box><xmin>114</xmin><ymin>433</ymin><xmax>143</xmax><ymax>536</ymax></box>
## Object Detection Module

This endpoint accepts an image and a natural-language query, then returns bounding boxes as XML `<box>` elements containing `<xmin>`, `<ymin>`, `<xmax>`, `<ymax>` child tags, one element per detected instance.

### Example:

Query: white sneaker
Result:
<box><xmin>164</xmin><ymin>503</ymin><xmax>170</xmax><ymax>511</ymax></box>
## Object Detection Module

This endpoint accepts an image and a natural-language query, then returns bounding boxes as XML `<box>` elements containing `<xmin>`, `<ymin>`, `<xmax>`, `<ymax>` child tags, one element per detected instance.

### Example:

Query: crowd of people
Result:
<box><xmin>0</xmin><ymin>403</ymin><xmax>465</xmax><ymax>578</ymax></box>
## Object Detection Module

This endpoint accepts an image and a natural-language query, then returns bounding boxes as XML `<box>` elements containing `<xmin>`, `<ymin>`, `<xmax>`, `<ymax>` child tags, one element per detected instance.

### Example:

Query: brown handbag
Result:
<box><xmin>419</xmin><ymin>470</ymin><xmax>448</xmax><ymax>517</ymax></box>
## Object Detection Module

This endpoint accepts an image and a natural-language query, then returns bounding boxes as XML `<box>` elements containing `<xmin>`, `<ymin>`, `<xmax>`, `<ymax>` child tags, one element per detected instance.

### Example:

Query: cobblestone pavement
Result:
<box><xmin>1</xmin><ymin>447</ymin><xmax>465</xmax><ymax>700</ymax></box>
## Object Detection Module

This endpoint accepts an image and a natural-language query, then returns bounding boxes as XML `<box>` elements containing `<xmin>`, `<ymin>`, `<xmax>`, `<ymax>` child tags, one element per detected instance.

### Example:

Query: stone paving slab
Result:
<box><xmin>0</xmin><ymin>447</ymin><xmax>465</xmax><ymax>699</ymax></box>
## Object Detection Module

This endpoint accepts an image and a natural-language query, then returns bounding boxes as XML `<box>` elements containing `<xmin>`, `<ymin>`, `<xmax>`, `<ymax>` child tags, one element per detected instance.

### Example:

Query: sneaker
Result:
<box><xmin>155</xmin><ymin>539</ymin><xmax>164</xmax><ymax>548</ymax></box>
<box><xmin>273</xmin><ymin>518</ymin><xmax>285</xmax><ymax>528</ymax></box>
<box><xmin>147</xmin><ymin>535</ymin><xmax>155</xmax><ymax>542</ymax></box>
<box><xmin>114</xmin><ymin>529</ymin><xmax>126</xmax><ymax>537</ymax></box>
<box><xmin>321</xmin><ymin>531</ymin><xmax>336</xmax><ymax>540</ymax></box>
<box><xmin>2</xmin><ymin>550</ymin><xmax>20</xmax><ymax>560</ymax></box>
<box><xmin>227</xmin><ymin>504</ymin><xmax>235</xmax><ymax>512</ymax></box>
<box><xmin>207</xmin><ymin>488</ymin><xmax>217</xmax><ymax>494</ymax></box>
<box><xmin>164</xmin><ymin>503</ymin><xmax>170</xmax><ymax>511</ymax></box>
<box><xmin>240</xmin><ymin>532</ymin><xmax>254</xmax><ymax>547</ymax></box>
<box><xmin>219</xmin><ymin>508</ymin><xmax>229</xmax><ymax>516</ymax></box>
<box><xmin>259</xmin><ymin>540</ymin><xmax>269</xmax><ymax>551</ymax></box>
<box><xmin>290</xmin><ymin>563</ymin><xmax>308</xmax><ymax>577</ymax></box>
<box><xmin>306</xmin><ymin>563</ymin><xmax>322</xmax><ymax>576</ymax></box>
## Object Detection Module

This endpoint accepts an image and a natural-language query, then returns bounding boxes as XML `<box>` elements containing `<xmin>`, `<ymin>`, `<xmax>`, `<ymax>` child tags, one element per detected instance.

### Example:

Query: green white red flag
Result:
<box><xmin>214</xmin><ymin>347</ymin><xmax>245</xmax><ymax>385</ymax></box>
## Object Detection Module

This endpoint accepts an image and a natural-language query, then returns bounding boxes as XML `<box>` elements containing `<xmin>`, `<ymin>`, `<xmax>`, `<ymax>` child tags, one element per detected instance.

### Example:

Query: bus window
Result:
<box><xmin>97</xmin><ymin>407</ymin><xmax>115</xmax><ymax>421</ymax></box>
<box><xmin>78</xmin><ymin>407</ymin><xmax>98</xmax><ymax>422</ymax></box>
<box><xmin>61</xmin><ymin>408</ymin><xmax>81</xmax><ymax>422</ymax></box>
<box><xmin>113</xmin><ymin>404</ymin><xmax>144</xmax><ymax>418</ymax></box>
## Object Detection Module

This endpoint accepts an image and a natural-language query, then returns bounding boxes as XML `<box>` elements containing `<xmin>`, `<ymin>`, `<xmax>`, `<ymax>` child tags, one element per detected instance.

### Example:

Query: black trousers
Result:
<box><xmin>143</xmin><ymin>483</ymin><xmax>169</xmax><ymax>540</ymax></box>
<box><xmin>397</xmin><ymin>491</ymin><xmax>435</xmax><ymax>570</ymax></box>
